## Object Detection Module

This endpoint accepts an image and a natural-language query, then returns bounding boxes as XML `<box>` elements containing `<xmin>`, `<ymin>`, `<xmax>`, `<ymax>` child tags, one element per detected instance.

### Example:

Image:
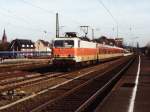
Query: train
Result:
<box><xmin>52</xmin><ymin>33</ymin><xmax>125</xmax><ymax>67</ymax></box>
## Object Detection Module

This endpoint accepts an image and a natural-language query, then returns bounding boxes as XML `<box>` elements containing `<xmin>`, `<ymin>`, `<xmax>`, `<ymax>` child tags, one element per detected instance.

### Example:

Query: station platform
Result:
<box><xmin>95</xmin><ymin>56</ymin><xmax>150</xmax><ymax>112</ymax></box>
<box><xmin>0</xmin><ymin>58</ymin><xmax>50</xmax><ymax>66</ymax></box>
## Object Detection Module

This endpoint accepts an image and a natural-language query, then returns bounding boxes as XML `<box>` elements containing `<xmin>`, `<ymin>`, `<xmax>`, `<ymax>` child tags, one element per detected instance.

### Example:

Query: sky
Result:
<box><xmin>0</xmin><ymin>0</ymin><xmax>150</xmax><ymax>47</ymax></box>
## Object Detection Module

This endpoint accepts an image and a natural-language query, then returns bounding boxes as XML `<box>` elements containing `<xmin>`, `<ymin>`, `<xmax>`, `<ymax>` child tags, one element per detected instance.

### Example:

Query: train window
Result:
<box><xmin>64</xmin><ymin>40</ymin><xmax>74</xmax><ymax>48</ymax></box>
<box><xmin>54</xmin><ymin>40</ymin><xmax>74</xmax><ymax>48</ymax></box>
<box><xmin>103</xmin><ymin>49</ymin><xmax>105</xmax><ymax>54</ymax></box>
<box><xmin>99</xmin><ymin>49</ymin><xmax>101</xmax><ymax>54</ymax></box>
<box><xmin>54</xmin><ymin>40</ymin><xmax>63</xmax><ymax>47</ymax></box>
<box><xmin>78</xmin><ymin>40</ymin><xmax>80</xmax><ymax>48</ymax></box>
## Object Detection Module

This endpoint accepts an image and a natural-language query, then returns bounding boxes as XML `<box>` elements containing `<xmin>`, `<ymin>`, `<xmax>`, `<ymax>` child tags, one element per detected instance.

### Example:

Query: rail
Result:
<box><xmin>30</xmin><ymin>56</ymin><xmax>134</xmax><ymax>112</ymax></box>
<box><xmin>75</xmin><ymin>57</ymin><xmax>134</xmax><ymax>112</ymax></box>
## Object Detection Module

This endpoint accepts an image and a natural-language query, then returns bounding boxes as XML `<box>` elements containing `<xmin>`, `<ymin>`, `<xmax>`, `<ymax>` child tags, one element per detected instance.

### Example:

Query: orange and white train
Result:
<box><xmin>52</xmin><ymin>36</ymin><xmax>124</xmax><ymax>67</ymax></box>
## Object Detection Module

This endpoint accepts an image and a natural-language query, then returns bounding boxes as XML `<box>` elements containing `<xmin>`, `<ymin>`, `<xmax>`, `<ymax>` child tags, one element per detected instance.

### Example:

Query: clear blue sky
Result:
<box><xmin>0</xmin><ymin>0</ymin><xmax>150</xmax><ymax>46</ymax></box>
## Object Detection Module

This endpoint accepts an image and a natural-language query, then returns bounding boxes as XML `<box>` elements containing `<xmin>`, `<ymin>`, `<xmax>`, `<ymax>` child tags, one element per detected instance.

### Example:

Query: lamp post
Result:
<box><xmin>117</xmin><ymin>24</ymin><xmax>119</xmax><ymax>38</ymax></box>
<box><xmin>43</xmin><ymin>30</ymin><xmax>47</xmax><ymax>40</ymax></box>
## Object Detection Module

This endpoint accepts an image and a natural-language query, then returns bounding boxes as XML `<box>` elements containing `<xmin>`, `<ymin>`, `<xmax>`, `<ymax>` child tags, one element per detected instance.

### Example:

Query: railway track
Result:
<box><xmin>0</xmin><ymin>71</ymin><xmax>64</xmax><ymax>108</ymax></box>
<box><xmin>0</xmin><ymin>62</ymin><xmax>63</xmax><ymax>107</ymax></box>
<box><xmin>0</xmin><ymin>71</ymin><xmax>30</xmax><ymax>81</ymax></box>
<box><xmin>0</xmin><ymin>56</ymin><xmax>133</xmax><ymax>112</ymax></box>
<box><xmin>30</xmin><ymin>56</ymin><xmax>134</xmax><ymax>112</ymax></box>
<box><xmin>0</xmin><ymin>61</ymin><xmax>57</xmax><ymax>87</ymax></box>
<box><xmin>0</xmin><ymin>60</ymin><xmax>50</xmax><ymax>72</ymax></box>
<box><xmin>0</xmin><ymin>57</ymin><xmax>119</xmax><ymax>95</ymax></box>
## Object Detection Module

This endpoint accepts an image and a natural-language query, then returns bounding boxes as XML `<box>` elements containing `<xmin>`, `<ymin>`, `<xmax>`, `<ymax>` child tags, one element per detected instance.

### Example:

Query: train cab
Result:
<box><xmin>52</xmin><ymin>37</ymin><xmax>78</xmax><ymax>66</ymax></box>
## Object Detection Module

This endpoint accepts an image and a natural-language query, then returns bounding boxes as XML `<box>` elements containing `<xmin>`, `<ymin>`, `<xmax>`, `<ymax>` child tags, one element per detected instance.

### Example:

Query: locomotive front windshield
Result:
<box><xmin>54</xmin><ymin>40</ymin><xmax>74</xmax><ymax>48</ymax></box>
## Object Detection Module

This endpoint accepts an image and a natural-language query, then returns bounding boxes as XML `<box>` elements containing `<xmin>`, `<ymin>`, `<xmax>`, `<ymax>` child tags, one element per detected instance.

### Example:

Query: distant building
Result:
<box><xmin>35</xmin><ymin>39</ymin><xmax>51</xmax><ymax>52</ymax></box>
<box><xmin>107</xmin><ymin>38</ymin><xmax>116</xmax><ymax>46</ymax></box>
<box><xmin>93</xmin><ymin>36</ymin><xmax>123</xmax><ymax>47</ymax></box>
<box><xmin>9</xmin><ymin>39</ymin><xmax>35</xmax><ymax>51</ymax></box>
<box><xmin>94</xmin><ymin>36</ymin><xmax>116</xmax><ymax>46</ymax></box>
<box><xmin>115</xmin><ymin>38</ymin><xmax>123</xmax><ymax>47</ymax></box>
<box><xmin>1</xmin><ymin>29</ymin><xmax>7</xmax><ymax>44</ymax></box>
<box><xmin>93</xmin><ymin>36</ymin><xmax>109</xmax><ymax>45</ymax></box>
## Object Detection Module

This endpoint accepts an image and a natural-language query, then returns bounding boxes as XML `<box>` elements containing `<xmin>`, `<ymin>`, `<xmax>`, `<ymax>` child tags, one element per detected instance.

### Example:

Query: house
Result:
<box><xmin>9</xmin><ymin>39</ymin><xmax>35</xmax><ymax>51</ymax></box>
<box><xmin>93</xmin><ymin>36</ymin><xmax>123</xmax><ymax>47</ymax></box>
<box><xmin>93</xmin><ymin>36</ymin><xmax>112</xmax><ymax>45</ymax></box>
<box><xmin>107</xmin><ymin>38</ymin><xmax>116</xmax><ymax>46</ymax></box>
<box><xmin>35</xmin><ymin>39</ymin><xmax>51</xmax><ymax>52</ymax></box>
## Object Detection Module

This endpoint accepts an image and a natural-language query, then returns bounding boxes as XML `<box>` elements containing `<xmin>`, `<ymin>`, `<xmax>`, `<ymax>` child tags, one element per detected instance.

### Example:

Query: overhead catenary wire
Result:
<box><xmin>97</xmin><ymin>0</ymin><xmax>119</xmax><ymax>37</ymax></box>
<box><xmin>0</xmin><ymin>7</ymin><xmax>48</xmax><ymax>28</ymax></box>
<box><xmin>1</xmin><ymin>0</ymin><xmax>121</xmax><ymax>39</ymax></box>
<box><xmin>0</xmin><ymin>4</ymin><xmax>58</xmax><ymax>39</ymax></box>
<box><xmin>21</xmin><ymin>0</ymin><xmax>56</xmax><ymax>14</ymax></box>
<box><xmin>21</xmin><ymin>0</ymin><xmax>81</xmax><ymax>25</ymax></box>
<box><xmin>22</xmin><ymin>0</ymin><xmax>111</xmax><ymax>36</ymax></box>
<box><xmin>0</xmin><ymin>9</ymin><xmax>30</xmax><ymax>25</ymax></box>
<box><xmin>0</xmin><ymin>8</ymin><xmax>46</xmax><ymax>33</ymax></box>
<box><xmin>97</xmin><ymin>0</ymin><xmax>118</xmax><ymax>24</ymax></box>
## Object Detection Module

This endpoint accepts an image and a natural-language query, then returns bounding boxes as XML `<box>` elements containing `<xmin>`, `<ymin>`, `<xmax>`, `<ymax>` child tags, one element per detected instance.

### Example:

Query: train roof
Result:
<box><xmin>98</xmin><ymin>44</ymin><xmax>123</xmax><ymax>49</ymax></box>
<box><xmin>54</xmin><ymin>37</ymin><xmax>123</xmax><ymax>50</ymax></box>
<box><xmin>56</xmin><ymin>36</ymin><xmax>91</xmax><ymax>41</ymax></box>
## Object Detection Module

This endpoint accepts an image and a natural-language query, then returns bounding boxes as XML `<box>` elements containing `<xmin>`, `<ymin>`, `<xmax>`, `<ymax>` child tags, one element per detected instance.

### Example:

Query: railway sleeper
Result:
<box><xmin>0</xmin><ymin>89</ymin><xmax>26</xmax><ymax>100</ymax></box>
<box><xmin>30</xmin><ymin>56</ymin><xmax>134</xmax><ymax>112</ymax></box>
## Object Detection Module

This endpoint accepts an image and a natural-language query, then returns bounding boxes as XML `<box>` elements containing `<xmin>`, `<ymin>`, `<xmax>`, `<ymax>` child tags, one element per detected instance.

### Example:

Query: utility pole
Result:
<box><xmin>56</xmin><ymin>13</ymin><xmax>59</xmax><ymax>38</ymax></box>
<box><xmin>92</xmin><ymin>28</ymin><xmax>94</xmax><ymax>40</ymax></box>
<box><xmin>117</xmin><ymin>24</ymin><xmax>118</xmax><ymax>38</ymax></box>
<box><xmin>136</xmin><ymin>42</ymin><xmax>140</xmax><ymax>54</ymax></box>
<box><xmin>43</xmin><ymin>30</ymin><xmax>47</xmax><ymax>40</ymax></box>
<box><xmin>80</xmin><ymin>26</ymin><xmax>89</xmax><ymax>37</ymax></box>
